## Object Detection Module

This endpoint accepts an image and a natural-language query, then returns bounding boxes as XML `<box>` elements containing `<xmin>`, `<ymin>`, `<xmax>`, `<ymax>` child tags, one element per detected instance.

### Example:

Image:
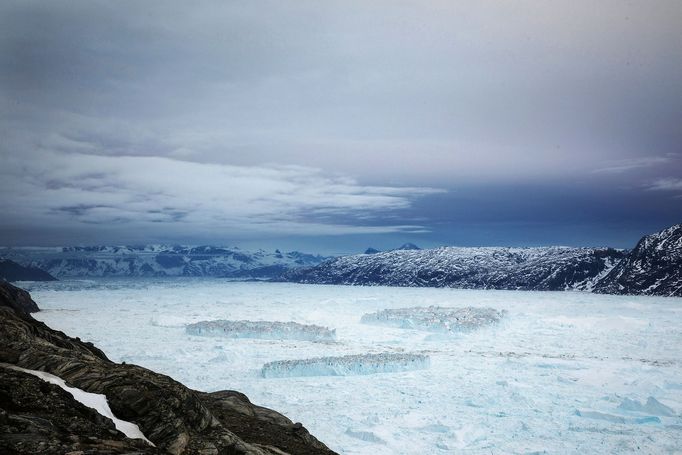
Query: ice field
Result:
<box><xmin>25</xmin><ymin>279</ymin><xmax>682</xmax><ymax>454</ymax></box>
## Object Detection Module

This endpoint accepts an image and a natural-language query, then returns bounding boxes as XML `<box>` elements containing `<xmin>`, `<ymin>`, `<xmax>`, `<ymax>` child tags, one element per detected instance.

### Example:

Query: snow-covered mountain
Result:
<box><xmin>0</xmin><ymin>245</ymin><xmax>328</xmax><ymax>278</ymax></box>
<box><xmin>594</xmin><ymin>224</ymin><xmax>682</xmax><ymax>297</ymax></box>
<box><xmin>281</xmin><ymin>246</ymin><xmax>625</xmax><ymax>291</ymax></box>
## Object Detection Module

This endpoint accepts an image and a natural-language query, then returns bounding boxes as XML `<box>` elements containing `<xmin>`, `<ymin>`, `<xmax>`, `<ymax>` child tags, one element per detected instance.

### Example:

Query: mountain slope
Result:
<box><xmin>594</xmin><ymin>224</ymin><xmax>682</xmax><ymax>297</ymax></box>
<box><xmin>0</xmin><ymin>245</ymin><xmax>327</xmax><ymax>278</ymax></box>
<box><xmin>0</xmin><ymin>259</ymin><xmax>57</xmax><ymax>282</ymax></box>
<box><xmin>281</xmin><ymin>246</ymin><xmax>625</xmax><ymax>291</ymax></box>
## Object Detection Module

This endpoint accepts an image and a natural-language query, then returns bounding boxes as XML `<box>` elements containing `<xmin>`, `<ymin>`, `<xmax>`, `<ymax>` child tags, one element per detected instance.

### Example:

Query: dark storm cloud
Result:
<box><xmin>0</xmin><ymin>0</ymin><xmax>680</xmax><ymax>248</ymax></box>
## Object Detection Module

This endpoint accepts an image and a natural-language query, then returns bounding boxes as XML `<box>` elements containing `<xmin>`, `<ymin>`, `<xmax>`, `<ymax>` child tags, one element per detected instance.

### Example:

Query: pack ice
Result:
<box><xmin>185</xmin><ymin>319</ymin><xmax>336</xmax><ymax>341</ymax></box>
<box><xmin>361</xmin><ymin>306</ymin><xmax>505</xmax><ymax>333</ymax></box>
<box><xmin>261</xmin><ymin>353</ymin><xmax>430</xmax><ymax>378</ymax></box>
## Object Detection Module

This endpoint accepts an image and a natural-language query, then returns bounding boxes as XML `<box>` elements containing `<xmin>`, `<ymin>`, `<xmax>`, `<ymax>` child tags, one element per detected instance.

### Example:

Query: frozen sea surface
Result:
<box><xmin>25</xmin><ymin>279</ymin><xmax>682</xmax><ymax>454</ymax></box>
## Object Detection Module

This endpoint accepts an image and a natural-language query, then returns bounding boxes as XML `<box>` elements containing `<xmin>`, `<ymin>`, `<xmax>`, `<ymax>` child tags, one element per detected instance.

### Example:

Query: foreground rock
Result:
<box><xmin>0</xmin><ymin>366</ymin><xmax>159</xmax><ymax>454</ymax></box>
<box><xmin>0</xmin><ymin>281</ymin><xmax>336</xmax><ymax>455</ymax></box>
<box><xmin>594</xmin><ymin>223</ymin><xmax>682</xmax><ymax>297</ymax></box>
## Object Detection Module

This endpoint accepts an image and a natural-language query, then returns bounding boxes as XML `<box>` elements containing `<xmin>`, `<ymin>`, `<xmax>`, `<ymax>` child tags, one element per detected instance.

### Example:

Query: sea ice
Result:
<box><xmin>361</xmin><ymin>305</ymin><xmax>505</xmax><ymax>333</ymax></box>
<box><xmin>575</xmin><ymin>409</ymin><xmax>661</xmax><ymax>425</ymax></box>
<box><xmin>27</xmin><ymin>279</ymin><xmax>682</xmax><ymax>454</ymax></box>
<box><xmin>185</xmin><ymin>320</ymin><xmax>336</xmax><ymax>341</ymax></box>
<box><xmin>261</xmin><ymin>353</ymin><xmax>430</xmax><ymax>378</ymax></box>
<box><xmin>618</xmin><ymin>397</ymin><xmax>676</xmax><ymax>416</ymax></box>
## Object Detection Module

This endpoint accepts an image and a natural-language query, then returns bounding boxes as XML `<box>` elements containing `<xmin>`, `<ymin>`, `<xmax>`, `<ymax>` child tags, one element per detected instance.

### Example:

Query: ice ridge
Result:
<box><xmin>186</xmin><ymin>320</ymin><xmax>336</xmax><ymax>341</ymax></box>
<box><xmin>261</xmin><ymin>352</ymin><xmax>430</xmax><ymax>378</ymax></box>
<box><xmin>361</xmin><ymin>306</ymin><xmax>505</xmax><ymax>333</ymax></box>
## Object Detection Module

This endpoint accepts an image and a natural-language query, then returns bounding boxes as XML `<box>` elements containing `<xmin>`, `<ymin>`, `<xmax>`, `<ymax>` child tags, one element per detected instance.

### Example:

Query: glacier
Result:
<box><xmin>261</xmin><ymin>353</ymin><xmax>430</xmax><ymax>378</ymax></box>
<box><xmin>360</xmin><ymin>306</ymin><xmax>505</xmax><ymax>333</ymax></box>
<box><xmin>0</xmin><ymin>245</ymin><xmax>327</xmax><ymax>278</ymax></box>
<box><xmin>25</xmin><ymin>279</ymin><xmax>682</xmax><ymax>454</ymax></box>
<box><xmin>186</xmin><ymin>320</ymin><xmax>336</xmax><ymax>341</ymax></box>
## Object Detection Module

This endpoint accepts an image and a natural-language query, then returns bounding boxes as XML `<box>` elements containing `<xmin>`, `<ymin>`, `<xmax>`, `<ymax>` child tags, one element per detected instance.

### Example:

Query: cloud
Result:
<box><xmin>0</xmin><ymin>150</ymin><xmax>442</xmax><ymax>239</ymax></box>
<box><xmin>647</xmin><ymin>178</ymin><xmax>682</xmax><ymax>192</ymax></box>
<box><xmin>592</xmin><ymin>156</ymin><xmax>673</xmax><ymax>174</ymax></box>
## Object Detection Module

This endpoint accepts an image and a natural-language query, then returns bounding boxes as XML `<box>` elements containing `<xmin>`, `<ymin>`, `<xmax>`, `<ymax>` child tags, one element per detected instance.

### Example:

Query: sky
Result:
<box><xmin>1</xmin><ymin>0</ymin><xmax>681</xmax><ymax>254</ymax></box>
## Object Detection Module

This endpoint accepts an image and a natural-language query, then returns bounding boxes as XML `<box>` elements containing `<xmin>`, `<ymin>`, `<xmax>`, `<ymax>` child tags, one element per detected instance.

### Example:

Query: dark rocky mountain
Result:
<box><xmin>0</xmin><ymin>281</ymin><xmax>336</xmax><ymax>455</ymax></box>
<box><xmin>0</xmin><ymin>245</ymin><xmax>328</xmax><ymax>279</ymax></box>
<box><xmin>594</xmin><ymin>223</ymin><xmax>682</xmax><ymax>297</ymax></box>
<box><xmin>364</xmin><ymin>247</ymin><xmax>381</xmax><ymax>255</ymax></box>
<box><xmin>0</xmin><ymin>259</ymin><xmax>57</xmax><ymax>282</ymax></box>
<box><xmin>280</xmin><ymin>246</ymin><xmax>625</xmax><ymax>291</ymax></box>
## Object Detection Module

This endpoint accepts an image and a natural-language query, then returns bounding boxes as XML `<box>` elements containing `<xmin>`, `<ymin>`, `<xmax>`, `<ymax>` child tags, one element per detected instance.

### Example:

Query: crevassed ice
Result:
<box><xmin>361</xmin><ymin>306</ymin><xmax>505</xmax><ymax>333</ymax></box>
<box><xmin>261</xmin><ymin>353</ymin><xmax>430</xmax><ymax>378</ymax></box>
<box><xmin>186</xmin><ymin>319</ymin><xmax>336</xmax><ymax>341</ymax></box>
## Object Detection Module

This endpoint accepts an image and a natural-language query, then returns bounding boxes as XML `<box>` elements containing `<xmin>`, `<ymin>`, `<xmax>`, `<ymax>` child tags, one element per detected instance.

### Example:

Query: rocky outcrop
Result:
<box><xmin>594</xmin><ymin>223</ymin><xmax>682</xmax><ymax>297</ymax></box>
<box><xmin>0</xmin><ymin>366</ymin><xmax>160</xmax><ymax>454</ymax></box>
<box><xmin>281</xmin><ymin>246</ymin><xmax>624</xmax><ymax>291</ymax></box>
<box><xmin>0</xmin><ymin>280</ymin><xmax>40</xmax><ymax>316</ymax></box>
<box><xmin>0</xmin><ymin>281</ymin><xmax>336</xmax><ymax>455</ymax></box>
<box><xmin>0</xmin><ymin>259</ymin><xmax>56</xmax><ymax>282</ymax></box>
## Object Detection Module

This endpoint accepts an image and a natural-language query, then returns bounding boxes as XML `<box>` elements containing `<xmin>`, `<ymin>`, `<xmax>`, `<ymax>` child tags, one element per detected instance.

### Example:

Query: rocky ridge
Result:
<box><xmin>281</xmin><ymin>246</ymin><xmax>625</xmax><ymax>292</ymax></box>
<box><xmin>594</xmin><ymin>223</ymin><xmax>682</xmax><ymax>297</ymax></box>
<box><xmin>0</xmin><ymin>281</ymin><xmax>336</xmax><ymax>455</ymax></box>
<box><xmin>0</xmin><ymin>259</ymin><xmax>57</xmax><ymax>282</ymax></box>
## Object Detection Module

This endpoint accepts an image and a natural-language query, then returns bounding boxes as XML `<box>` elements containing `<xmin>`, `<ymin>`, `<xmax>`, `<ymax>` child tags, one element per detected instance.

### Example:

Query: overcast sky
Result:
<box><xmin>1</xmin><ymin>0</ymin><xmax>681</xmax><ymax>253</ymax></box>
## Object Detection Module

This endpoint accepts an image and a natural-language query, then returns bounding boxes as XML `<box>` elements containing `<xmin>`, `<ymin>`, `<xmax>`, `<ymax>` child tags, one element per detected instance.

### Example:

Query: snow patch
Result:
<box><xmin>1</xmin><ymin>363</ymin><xmax>154</xmax><ymax>445</ymax></box>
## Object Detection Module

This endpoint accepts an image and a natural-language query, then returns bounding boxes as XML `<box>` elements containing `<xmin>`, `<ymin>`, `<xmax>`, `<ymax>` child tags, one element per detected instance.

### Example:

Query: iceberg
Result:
<box><xmin>261</xmin><ymin>352</ymin><xmax>430</xmax><ymax>378</ymax></box>
<box><xmin>185</xmin><ymin>319</ymin><xmax>336</xmax><ymax>341</ymax></box>
<box><xmin>617</xmin><ymin>397</ymin><xmax>676</xmax><ymax>417</ymax></box>
<box><xmin>361</xmin><ymin>306</ymin><xmax>505</xmax><ymax>333</ymax></box>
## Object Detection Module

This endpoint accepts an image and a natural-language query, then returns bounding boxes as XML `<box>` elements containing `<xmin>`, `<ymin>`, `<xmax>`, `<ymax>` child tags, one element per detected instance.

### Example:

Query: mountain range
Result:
<box><xmin>1</xmin><ymin>223</ymin><xmax>680</xmax><ymax>297</ymax></box>
<box><xmin>0</xmin><ymin>245</ymin><xmax>327</xmax><ymax>279</ymax></box>
<box><xmin>281</xmin><ymin>224</ymin><xmax>682</xmax><ymax>297</ymax></box>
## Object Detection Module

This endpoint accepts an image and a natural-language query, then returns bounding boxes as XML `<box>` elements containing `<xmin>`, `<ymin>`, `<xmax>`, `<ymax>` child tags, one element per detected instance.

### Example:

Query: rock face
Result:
<box><xmin>0</xmin><ymin>281</ymin><xmax>336</xmax><ymax>455</ymax></box>
<box><xmin>281</xmin><ymin>246</ymin><xmax>625</xmax><ymax>291</ymax></box>
<box><xmin>0</xmin><ymin>366</ymin><xmax>159</xmax><ymax>454</ymax></box>
<box><xmin>0</xmin><ymin>245</ymin><xmax>327</xmax><ymax>279</ymax></box>
<box><xmin>0</xmin><ymin>259</ymin><xmax>57</xmax><ymax>282</ymax></box>
<box><xmin>594</xmin><ymin>223</ymin><xmax>682</xmax><ymax>297</ymax></box>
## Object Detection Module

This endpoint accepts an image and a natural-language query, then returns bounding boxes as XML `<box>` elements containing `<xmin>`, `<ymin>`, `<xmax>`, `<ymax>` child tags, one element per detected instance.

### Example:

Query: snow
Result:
<box><xmin>262</xmin><ymin>353</ymin><xmax>430</xmax><ymax>378</ymax></box>
<box><xmin>0</xmin><ymin>245</ymin><xmax>327</xmax><ymax>278</ymax></box>
<box><xmin>25</xmin><ymin>278</ymin><xmax>682</xmax><ymax>454</ymax></box>
<box><xmin>361</xmin><ymin>306</ymin><xmax>504</xmax><ymax>333</ymax></box>
<box><xmin>1</xmin><ymin>363</ymin><xmax>154</xmax><ymax>445</ymax></box>
<box><xmin>186</xmin><ymin>320</ymin><xmax>336</xmax><ymax>341</ymax></box>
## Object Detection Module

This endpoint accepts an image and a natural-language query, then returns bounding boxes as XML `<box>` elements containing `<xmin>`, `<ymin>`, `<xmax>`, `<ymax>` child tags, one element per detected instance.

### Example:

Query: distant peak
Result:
<box><xmin>396</xmin><ymin>243</ymin><xmax>421</xmax><ymax>250</ymax></box>
<box><xmin>364</xmin><ymin>247</ymin><xmax>381</xmax><ymax>255</ymax></box>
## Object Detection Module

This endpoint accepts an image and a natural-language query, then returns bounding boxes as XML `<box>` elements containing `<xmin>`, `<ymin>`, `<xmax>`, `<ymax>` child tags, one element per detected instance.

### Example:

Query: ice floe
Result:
<box><xmin>361</xmin><ymin>306</ymin><xmax>505</xmax><ymax>333</ymax></box>
<box><xmin>186</xmin><ymin>320</ymin><xmax>336</xmax><ymax>341</ymax></box>
<box><xmin>261</xmin><ymin>353</ymin><xmax>430</xmax><ymax>378</ymax></box>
